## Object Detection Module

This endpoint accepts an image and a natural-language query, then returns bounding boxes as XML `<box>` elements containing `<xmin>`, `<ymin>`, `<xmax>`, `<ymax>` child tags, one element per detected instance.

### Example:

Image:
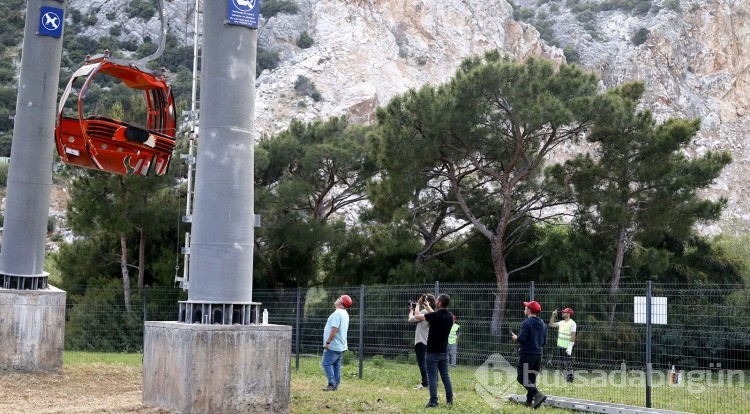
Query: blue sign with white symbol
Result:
<box><xmin>227</xmin><ymin>0</ymin><xmax>260</xmax><ymax>29</ymax></box>
<box><xmin>39</xmin><ymin>7</ymin><xmax>64</xmax><ymax>38</ymax></box>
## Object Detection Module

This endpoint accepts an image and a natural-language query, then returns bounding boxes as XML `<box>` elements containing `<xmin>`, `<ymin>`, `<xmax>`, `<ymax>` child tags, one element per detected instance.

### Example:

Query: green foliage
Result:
<box><xmin>555</xmin><ymin>81</ymin><xmax>732</xmax><ymax>302</ymax></box>
<box><xmin>0</xmin><ymin>125</ymin><xmax>12</xmax><ymax>156</ymax></box>
<box><xmin>58</xmin><ymin>169</ymin><xmax>182</xmax><ymax>291</ymax></box>
<box><xmin>631</xmin><ymin>27</ymin><xmax>649</xmax><ymax>46</ymax></box>
<box><xmin>109</xmin><ymin>25</ymin><xmax>123</xmax><ymax>37</ymax></box>
<box><xmin>0</xmin><ymin>0</ymin><xmax>24</xmax><ymax>42</ymax></box>
<box><xmin>298</xmin><ymin>31</ymin><xmax>314</xmax><ymax>49</ymax></box>
<box><xmin>68</xmin><ymin>9</ymin><xmax>82</xmax><ymax>25</ymax></box>
<box><xmin>375</xmin><ymin>51</ymin><xmax>601</xmax><ymax>280</ymax></box>
<box><xmin>0</xmin><ymin>163</ymin><xmax>9</xmax><ymax>187</ymax></box>
<box><xmin>374</xmin><ymin>52</ymin><xmax>606</xmax><ymax>334</ymax></box>
<box><xmin>664</xmin><ymin>0</ymin><xmax>681</xmax><ymax>12</ymax></box>
<box><xmin>566</xmin><ymin>0</ymin><xmax>654</xmax><ymax>18</ymax></box>
<box><xmin>81</xmin><ymin>14</ymin><xmax>98</xmax><ymax>27</ymax></box>
<box><xmin>370</xmin><ymin>355</ymin><xmax>386</xmax><ymax>367</ymax></box>
<box><xmin>126</xmin><ymin>0</ymin><xmax>157</xmax><ymax>20</ymax></box>
<box><xmin>254</xmin><ymin>117</ymin><xmax>376</xmax><ymax>287</ymax></box>
<box><xmin>563</xmin><ymin>46</ymin><xmax>581</xmax><ymax>63</ymax></box>
<box><xmin>514</xmin><ymin>7</ymin><xmax>536</xmax><ymax>20</ymax></box>
<box><xmin>294</xmin><ymin>75</ymin><xmax>322</xmax><ymax>101</ymax></box>
<box><xmin>63</xmin><ymin>281</ymin><xmax>163</xmax><ymax>352</ymax></box>
<box><xmin>261</xmin><ymin>0</ymin><xmax>300</xmax><ymax>18</ymax></box>
<box><xmin>257</xmin><ymin>48</ymin><xmax>281</xmax><ymax>76</ymax></box>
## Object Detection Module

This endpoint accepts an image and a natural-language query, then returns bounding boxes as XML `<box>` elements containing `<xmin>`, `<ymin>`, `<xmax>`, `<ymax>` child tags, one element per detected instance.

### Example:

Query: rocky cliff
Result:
<box><xmin>67</xmin><ymin>0</ymin><xmax>750</xmax><ymax>234</ymax></box>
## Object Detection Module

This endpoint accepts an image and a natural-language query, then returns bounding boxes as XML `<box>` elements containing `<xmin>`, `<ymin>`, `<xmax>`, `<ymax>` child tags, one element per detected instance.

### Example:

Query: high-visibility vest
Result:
<box><xmin>448</xmin><ymin>324</ymin><xmax>460</xmax><ymax>345</ymax></box>
<box><xmin>556</xmin><ymin>319</ymin><xmax>576</xmax><ymax>348</ymax></box>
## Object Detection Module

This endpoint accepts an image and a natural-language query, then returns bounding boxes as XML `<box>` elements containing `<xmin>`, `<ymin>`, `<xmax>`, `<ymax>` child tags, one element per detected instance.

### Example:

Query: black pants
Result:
<box><xmin>517</xmin><ymin>354</ymin><xmax>542</xmax><ymax>399</ymax></box>
<box><xmin>558</xmin><ymin>346</ymin><xmax>573</xmax><ymax>377</ymax></box>
<box><xmin>415</xmin><ymin>342</ymin><xmax>428</xmax><ymax>386</ymax></box>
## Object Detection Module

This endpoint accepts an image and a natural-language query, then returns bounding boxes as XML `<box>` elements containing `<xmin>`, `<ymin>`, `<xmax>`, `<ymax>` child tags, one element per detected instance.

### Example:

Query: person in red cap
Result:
<box><xmin>511</xmin><ymin>301</ymin><xmax>547</xmax><ymax>409</ymax></box>
<box><xmin>549</xmin><ymin>307</ymin><xmax>577</xmax><ymax>382</ymax></box>
<box><xmin>321</xmin><ymin>294</ymin><xmax>352</xmax><ymax>391</ymax></box>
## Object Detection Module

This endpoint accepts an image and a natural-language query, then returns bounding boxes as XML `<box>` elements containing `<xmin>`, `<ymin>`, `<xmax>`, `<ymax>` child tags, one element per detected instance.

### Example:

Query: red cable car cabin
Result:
<box><xmin>55</xmin><ymin>55</ymin><xmax>176</xmax><ymax>176</ymax></box>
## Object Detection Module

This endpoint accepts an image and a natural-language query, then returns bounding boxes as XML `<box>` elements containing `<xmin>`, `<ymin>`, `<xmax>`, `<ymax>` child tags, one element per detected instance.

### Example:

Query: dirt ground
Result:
<box><xmin>0</xmin><ymin>365</ymin><xmax>178</xmax><ymax>414</ymax></box>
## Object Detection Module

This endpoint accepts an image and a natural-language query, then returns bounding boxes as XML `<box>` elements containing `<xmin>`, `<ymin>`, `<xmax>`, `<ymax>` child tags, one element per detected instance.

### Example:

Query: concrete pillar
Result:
<box><xmin>143</xmin><ymin>322</ymin><xmax>292</xmax><ymax>413</ymax></box>
<box><xmin>0</xmin><ymin>287</ymin><xmax>66</xmax><ymax>372</ymax></box>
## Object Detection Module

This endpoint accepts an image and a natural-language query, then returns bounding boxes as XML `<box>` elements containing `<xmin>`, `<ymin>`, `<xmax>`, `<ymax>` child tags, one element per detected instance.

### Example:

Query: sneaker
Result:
<box><xmin>446</xmin><ymin>402</ymin><xmax>453</xmax><ymax>409</ymax></box>
<box><xmin>425</xmin><ymin>402</ymin><xmax>439</xmax><ymax>408</ymax></box>
<box><xmin>321</xmin><ymin>385</ymin><xmax>337</xmax><ymax>391</ymax></box>
<box><xmin>413</xmin><ymin>384</ymin><xmax>425</xmax><ymax>390</ymax></box>
<box><xmin>525</xmin><ymin>398</ymin><xmax>533</xmax><ymax>407</ymax></box>
<box><xmin>532</xmin><ymin>393</ymin><xmax>547</xmax><ymax>409</ymax></box>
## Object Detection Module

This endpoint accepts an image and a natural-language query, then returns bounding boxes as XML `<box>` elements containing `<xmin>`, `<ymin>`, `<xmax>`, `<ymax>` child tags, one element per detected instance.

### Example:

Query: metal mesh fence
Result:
<box><xmin>5</xmin><ymin>281</ymin><xmax>749</xmax><ymax>412</ymax></box>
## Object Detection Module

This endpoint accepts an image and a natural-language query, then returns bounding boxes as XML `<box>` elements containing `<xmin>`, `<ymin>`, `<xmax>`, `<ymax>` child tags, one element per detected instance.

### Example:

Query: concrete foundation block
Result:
<box><xmin>0</xmin><ymin>286</ymin><xmax>66</xmax><ymax>372</ymax></box>
<box><xmin>143</xmin><ymin>321</ymin><xmax>292</xmax><ymax>414</ymax></box>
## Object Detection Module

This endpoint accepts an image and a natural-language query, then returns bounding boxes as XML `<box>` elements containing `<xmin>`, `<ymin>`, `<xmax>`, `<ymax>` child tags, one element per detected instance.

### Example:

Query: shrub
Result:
<box><xmin>81</xmin><ymin>14</ymin><xmax>98</xmax><ymax>27</ymax></box>
<box><xmin>631</xmin><ymin>27</ymin><xmax>649</xmax><ymax>46</ymax></box>
<box><xmin>563</xmin><ymin>46</ymin><xmax>581</xmax><ymax>64</ymax></box>
<box><xmin>0</xmin><ymin>163</ymin><xmax>8</xmax><ymax>186</ymax></box>
<box><xmin>109</xmin><ymin>25</ymin><xmax>122</xmax><ymax>37</ymax></box>
<box><xmin>371</xmin><ymin>355</ymin><xmax>386</xmax><ymax>367</ymax></box>
<box><xmin>261</xmin><ymin>0</ymin><xmax>300</xmax><ymax>18</ymax></box>
<box><xmin>297</xmin><ymin>31</ymin><xmax>314</xmax><ymax>49</ymax></box>
<box><xmin>126</xmin><ymin>0</ymin><xmax>156</xmax><ymax>20</ymax></box>
<box><xmin>294</xmin><ymin>75</ymin><xmax>322</xmax><ymax>102</ymax></box>
<box><xmin>257</xmin><ymin>48</ymin><xmax>280</xmax><ymax>77</ymax></box>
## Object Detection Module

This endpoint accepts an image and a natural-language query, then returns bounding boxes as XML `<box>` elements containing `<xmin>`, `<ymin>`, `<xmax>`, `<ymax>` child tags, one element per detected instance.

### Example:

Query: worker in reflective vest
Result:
<box><xmin>549</xmin><ymin>307</ymin><xmax>577</xmax><ymax>382</ymax></box>
<box><xmin>447</xmin><ymin>314</ymin><xmax>460</xmax><ymax>367</ymax></box>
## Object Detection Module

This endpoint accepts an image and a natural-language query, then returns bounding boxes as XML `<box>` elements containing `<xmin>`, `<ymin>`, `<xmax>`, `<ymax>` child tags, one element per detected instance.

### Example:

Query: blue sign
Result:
<box><xmin>227</xmin><ymin>0</ymin><xmax>260</xmax><ymax>29</ymax></box>
<box><xmin>39</xmin><ymin>7</ymin><xmax>64</xmax><ymax>38</ymax></box>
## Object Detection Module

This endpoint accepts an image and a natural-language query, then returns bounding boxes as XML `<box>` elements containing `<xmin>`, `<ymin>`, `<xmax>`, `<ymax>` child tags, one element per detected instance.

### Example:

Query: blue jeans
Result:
<box><xmin>321</xmin><ymin>349</ymin><xmax>343</xmax><ymax>386</ymax></box>
<box><xmin>447</xmin><ymin>344</ymin><xmax>457</xmax><ymax>366</ymax></box>
<box><xmin>426</xmin><ymin>352</ymin><xmax>453</xmax><ymax>405</ymax></box>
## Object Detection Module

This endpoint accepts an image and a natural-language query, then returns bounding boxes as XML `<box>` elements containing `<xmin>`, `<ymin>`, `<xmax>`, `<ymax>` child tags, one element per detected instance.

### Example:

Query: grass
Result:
<box><xmin>58</xmin><ymin>352</ymin><xmax>748</xmax><ymax>413</ymax></box>
<box><xmin>289</xmin><ymin>355</ymin><xmax>748</xmax><ymax>414</ymax></box>
<box><xmin>292</xmin><ymin>355</ymin><xmax>566</xmax><ymax>414</ymax></box>
<box><xmin>64</xmin><ymin>351</ymin><xmax>143</xmax><ymax>366</ymax></box>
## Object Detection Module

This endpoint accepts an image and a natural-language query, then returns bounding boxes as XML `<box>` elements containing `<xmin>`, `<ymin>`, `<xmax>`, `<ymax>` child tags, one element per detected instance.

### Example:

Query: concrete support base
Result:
<box><xmin>143</xmin><ymin>321</ymin><xmax>292</xmax><ymax>414</ymax></box>
<box><xmin>0</xmin><ymin>286</ymin><xmax>66</xmax><ymax>372</ymax></box>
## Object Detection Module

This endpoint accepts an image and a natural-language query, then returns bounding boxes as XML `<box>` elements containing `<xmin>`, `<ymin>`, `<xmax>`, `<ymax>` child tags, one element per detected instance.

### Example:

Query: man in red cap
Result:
<box><xmin>511</xmin><ymin>301</ymin><xmax>547</xmax><ymax>409</ymax></box>
<box><xmin>321</xmin><ymin>294</ymin><xmax>352</xmax><ymax>391</ymax></box>
<box><xmin>549</xmin><ymin>307</ymin><xmax>577</xmax><ymax>382</ymax></box>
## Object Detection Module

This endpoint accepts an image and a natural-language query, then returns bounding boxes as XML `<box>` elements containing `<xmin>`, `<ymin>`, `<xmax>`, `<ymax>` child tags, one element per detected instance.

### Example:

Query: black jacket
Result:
<box><xmin>517</xmin><ymin>316</ymin><xmax>546</xmax><ymax>355</ymax></box>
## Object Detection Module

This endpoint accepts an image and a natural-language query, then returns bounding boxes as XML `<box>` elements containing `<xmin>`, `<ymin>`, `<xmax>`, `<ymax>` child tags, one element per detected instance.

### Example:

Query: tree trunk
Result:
<box><xmin>138</xmin><ymin>227</ymin><xmax>145</xmax><ymax>290</ymax></box>
<box><xmin>120</xmin><ymin>232</ymin><xmax>132</xmax><ymax>312</ymax></box>
<box><xmin>490</xmin><ymin>236</ymin><xmax>509</xmax><ymax>337</ymax></box>
<box><xmin>608</xmin><ymin>224</ymin><xmax>627</xmax><ymax>325</ymax></box>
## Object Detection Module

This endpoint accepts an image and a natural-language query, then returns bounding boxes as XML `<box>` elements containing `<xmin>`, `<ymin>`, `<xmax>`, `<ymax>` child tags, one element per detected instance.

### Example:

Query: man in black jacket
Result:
<box><xmin>511</xmin><ymin>300</ymin><xmax>547</xmax><ymax>409</ymax></box>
